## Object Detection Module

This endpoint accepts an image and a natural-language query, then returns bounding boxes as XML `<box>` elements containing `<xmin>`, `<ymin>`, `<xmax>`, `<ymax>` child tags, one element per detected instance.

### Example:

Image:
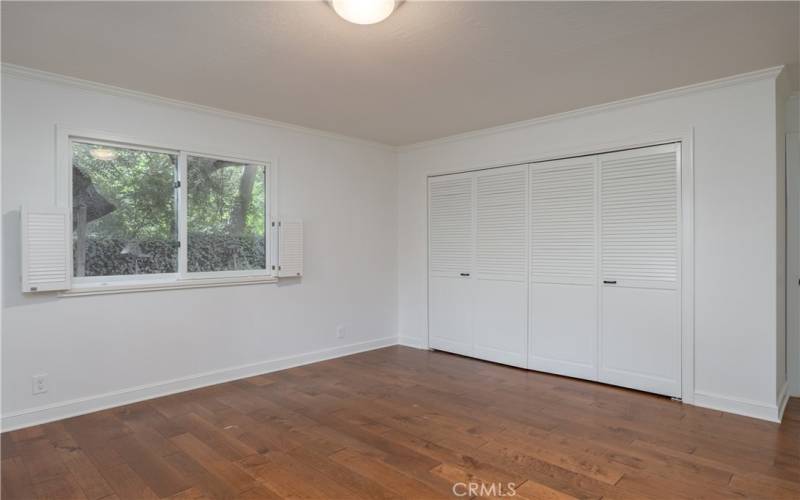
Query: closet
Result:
<box><xmin>428</xmin><ymin>143</ymin><xmax>681</xmax><ymax>398</ymax></box>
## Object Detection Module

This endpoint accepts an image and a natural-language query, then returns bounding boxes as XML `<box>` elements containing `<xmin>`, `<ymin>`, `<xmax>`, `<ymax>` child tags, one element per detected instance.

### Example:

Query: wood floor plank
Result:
<box><xmin>234</xmin><ymin>483</ymin><xmax>284</xmax><ymax>500</ymax></box>
<box><xmin>244</xmin><ymin>448</ymin><xmax>359</xmax><ymax>499</ymax></box>
<box><xmin>514</xmin><ymin>479</ymin><xmax>580</xmax><ymax>500</ymax></box>
<box><xmin>728</xmin><ymin>472</ymin><xmax>800</xmax><ymax>500</ymax></box>
<box><xmin>56</xmin><ymin>445</ymin><xmax>115</xmax><ymax>500</ymax></box>
<box><xmin>1</xmin><ymin>457</ymin><xmax>37</xmax><ymax>500</ymax></box>
<box><xmin>1</xmin><ymin>346</ymin><xmax>798</xmax><ymax>500</ymax></box>
<box><xmin>480</xmin><ymin>432</ymin><xmax>625</xmax><ymax>485</ymax></box>
<box><xmin>167</xmin><ymin>486</ymin><xmax>214</xmax><ymax>500</ymax></box>
<box><xmin>173</xmin><ymin>412</ymin><xmax>259</xmax><ymax>461</ymax></box>
<box><xmin>162</xmin><ymin>449</ymin><xmax>246</xmax><ymax>500</ymax></box>
<box><xmin>330</xmin><ymin>448</ymin><xmax>450</xmax><ymax>499</ymax></box>
<box><xmin>237</xmin><ymin>452</ymin><xmax>333</xmax><ymax>499</ymax></box>
<box><xmin>32</xmin><ymin>474</ymin><xmax>88</xmax><ymax>500</ymax></box>
<box><xmin>97</xmin><ymin>462</ymin><xmax>160</xmax><ymax>500</ymax></box>
<box><xmin>285</xmin><ymin>444</ymin><xmax>403</xmax><ymax>500</ymax></box>
<box><xmin>18</xmin><ymin>438</ymin><xmax>69</xmax><ymax>483</ymax></box>
<box><xmin>110</xmin><ymin>434</ymin><xmax>190</xmax><ymax>497</ymax></box>
<box><xmin>170</xmin><ymin>433</ymin><xmax>258</xmax><ymax>494</ymax></box>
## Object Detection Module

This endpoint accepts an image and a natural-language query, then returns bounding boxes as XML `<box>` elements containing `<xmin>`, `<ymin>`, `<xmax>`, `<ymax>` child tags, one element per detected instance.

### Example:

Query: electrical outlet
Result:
<box><xmin>32</xmin><ymin>374</ymin><xmax>48</xmax><ymax>395</ymax></box>
<box><xmin>336</xmin><ymin>325</ymin><xmax>346</xmax><ymax>339</ymax></box>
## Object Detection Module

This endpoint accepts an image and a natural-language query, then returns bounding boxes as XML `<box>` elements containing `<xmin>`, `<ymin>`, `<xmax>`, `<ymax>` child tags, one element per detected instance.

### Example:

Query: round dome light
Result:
<box><xmin>332</xmin><ymin>0</ymin><xmax>396</xmax><ymax>25</ymax></box>
<box><xmin>90</xmin><ymin>147</ymin><xmax>117</xmax><ymax>161</ymax></box>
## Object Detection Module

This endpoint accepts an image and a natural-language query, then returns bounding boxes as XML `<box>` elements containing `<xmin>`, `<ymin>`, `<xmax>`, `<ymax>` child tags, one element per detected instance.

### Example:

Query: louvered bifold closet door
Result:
<box><xmin>528</xmin><ymin>157</ymin><xmax>598</xmax><ymax>379</ymax></box>
<box><xmin>473</xmin><ymin>165</ymin><xmax>528</xmax><ymax>367</ymax></box>
<box><xmin>599</xmin><ymin>143</ymin><xmax>681</xmax><ymax>398</ymax></box>
<box><xmin>428</xmin><ymin>172</ymin><xmax>475</xmax><ymax>357</ymax></box>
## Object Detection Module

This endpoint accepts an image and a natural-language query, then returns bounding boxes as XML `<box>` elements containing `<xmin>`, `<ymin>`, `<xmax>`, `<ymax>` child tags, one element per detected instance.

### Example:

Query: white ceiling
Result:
<box><xmin>2</xmin><ymin>1</ymin><xmax>798</xmax><ymax>146</ymax></box>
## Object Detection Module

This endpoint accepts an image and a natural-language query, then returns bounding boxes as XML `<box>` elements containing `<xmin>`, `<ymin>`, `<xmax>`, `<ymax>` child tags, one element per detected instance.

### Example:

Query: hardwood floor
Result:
<box><xmin>2</xmin><ymin>346</ymin><xmax>799</xmax><ymax>499</ymax></box>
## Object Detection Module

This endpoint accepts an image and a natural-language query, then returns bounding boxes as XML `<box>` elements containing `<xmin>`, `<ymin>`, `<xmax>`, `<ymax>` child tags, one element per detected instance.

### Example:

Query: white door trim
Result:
<box><xmin>788</xmin><ymin>131</ymin><xmax>800</xmax><ymax>397</ymax></box>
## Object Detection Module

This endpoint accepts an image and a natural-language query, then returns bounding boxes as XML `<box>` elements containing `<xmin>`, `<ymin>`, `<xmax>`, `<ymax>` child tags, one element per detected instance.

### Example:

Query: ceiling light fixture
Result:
<box><xmin>90</xmin><ymin>147</ymin><xmax>117</xmax><ymax>161</ymax></box>
<box><xmin>331</xmin><ymin>0</ymin><xmax>397</xmax><ymax>25</ymax></box>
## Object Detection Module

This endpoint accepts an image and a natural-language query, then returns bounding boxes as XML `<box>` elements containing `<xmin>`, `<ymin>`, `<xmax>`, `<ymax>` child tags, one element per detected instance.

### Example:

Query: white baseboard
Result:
<box><xmin>777</xmin><ymin>380</ymin><xmax>790</xmax><ymax>421</ymax></box>
<box><xmin>693</xmin><ymin>390</ymin><xmax>783</xmax><ymax>423</ymax></box>
<box><xmin>397</xmin><ymin>336</ymin><xmax>428</xmax><ymax>350</ymax></box>
<box><xmin>4</xmin><ymin>337</ymin><xmax>791</xmax><ymax>431</ymax></box>
<box><xmin>0</xmin><ymin>336</ymin><xmax>397</xmax><ymax>432</ymax></box>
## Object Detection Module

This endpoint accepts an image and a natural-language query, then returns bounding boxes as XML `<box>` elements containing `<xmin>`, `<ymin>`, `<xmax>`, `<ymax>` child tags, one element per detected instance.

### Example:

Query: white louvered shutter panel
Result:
<box><xmin>600</xmin><ymin>144</ymin><xmax>679</xmax><ymax>286</ymax></box>
<box><xmin>21</xmin><ymin>207</ymin><xmax>71</xmax><ymax>292</ymax></box>
<box><xmin>429</xmin><ymin>173</ymin><xmax>474</xmax><ymax>277</ymax></box>
<box><xmin>476</xmin><ymin>166</ymin><xmax>527</xmax><ymax>280</ymax></box>
<box><xmin>531</xmin><ymin>158</ymin><xmax>596</xmax><ymax>285</ymax></box>
<box><xmin>278</xmin><ymin>220</ymin><xmax>303</xmax><ymax>277</ymax></box>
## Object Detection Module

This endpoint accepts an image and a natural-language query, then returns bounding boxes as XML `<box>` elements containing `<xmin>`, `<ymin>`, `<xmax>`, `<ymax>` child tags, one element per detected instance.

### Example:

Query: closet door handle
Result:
<box><xmin>603</xmin><ymin>280</ymin><xmax>617</xmax><ymax>284</ymax></box>
<box><xmin>460</xmin><ymin>273</ymin><xmax>470</xmax><ymax>277</ymax></box>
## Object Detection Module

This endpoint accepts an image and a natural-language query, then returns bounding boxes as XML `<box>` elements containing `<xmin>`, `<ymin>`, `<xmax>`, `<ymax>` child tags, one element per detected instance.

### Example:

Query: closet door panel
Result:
<box><xmin>530</xmin><ymin>283</ymin><xmax>596</xmax><ymax>379</ymax></box>
<box><xmin>473</xmin><ymin>165</ymin><xmax>528</xmax><ymax>367</ymax></box>
<box><xmin>429</xmin><ymin>276</ymin><xmax>473</xmax><ymax>356</ymax></box>
<box><xmin>601</xmin><ymin>286</ymin><xmax>679</xmax><ymax>395</ymax></box>
<box><xmin>428</xmin><ymin>172</ymin><xmax>474</xmax><ymax>356</ymax></box>
<box><xmin>599</xmin><ymin>144</ymin><xmax>681</xmax><ymax>398</ymax></box>
<box><xmin>473</xmin><ymin>280</ymin><xmax>527</xmax><ymax>367</ymax></box>
<box><xmin>529</xmin><ymin>157</ymin><xmax>598</xmax><ymax>379</ymax></box>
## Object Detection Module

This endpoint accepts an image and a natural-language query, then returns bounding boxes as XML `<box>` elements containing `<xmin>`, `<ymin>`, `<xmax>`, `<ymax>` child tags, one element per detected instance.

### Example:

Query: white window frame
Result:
<box><xmin>179</xmin><ymin>151</ymin><xmax>272</xmax><ymax>280</ymax></box>
<box><xmin>57</xmin><ymin>126</ymin><xmax>277</xmax><ymax>294</ymax></box>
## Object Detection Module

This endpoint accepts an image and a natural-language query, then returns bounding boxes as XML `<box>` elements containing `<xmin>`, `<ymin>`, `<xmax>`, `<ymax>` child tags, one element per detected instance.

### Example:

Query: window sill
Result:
<box><xmin>60</xmin><ymin>275</ymin><xmax>278</xmax><ymax>297</ymax></box>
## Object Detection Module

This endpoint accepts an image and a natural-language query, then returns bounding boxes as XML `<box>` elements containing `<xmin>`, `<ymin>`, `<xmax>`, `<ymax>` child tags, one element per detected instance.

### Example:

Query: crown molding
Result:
<box><xmin>0</xmin><ymin>63</ymin><xmax>394</xmax><ymax>151</ymax></box>
<box><xmin>2</xmin><ymin>63</ymin><xmax>784</xmax><ymax>152</ymax></box>
<box><xmin>398</xmin><ymin>65</ymin><xmax>785</xmax><ymax>152</ymax></box>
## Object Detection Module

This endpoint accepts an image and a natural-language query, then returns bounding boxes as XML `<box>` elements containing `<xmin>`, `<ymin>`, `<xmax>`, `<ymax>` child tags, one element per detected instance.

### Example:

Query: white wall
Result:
<box><xmin>397</xmin><ymin>68</ymin><xmax>786</xmax><ymax>420</ymax></box>
<box><xmin>1</xmin><ymin>71</ymin><xmax>398</xmax><ymax>430</ymax></box>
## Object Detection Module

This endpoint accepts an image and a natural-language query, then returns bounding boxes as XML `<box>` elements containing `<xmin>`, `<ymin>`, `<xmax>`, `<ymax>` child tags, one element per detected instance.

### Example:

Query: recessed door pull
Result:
<box><xmin>603</xmin><ymin>280</ymin><xmax>617</xmax><ymax>284</ymax></box>
<box><xmin>460</xmin><ymin>273</ymin><xmax>470</xmax><ymax>277</ymax></box>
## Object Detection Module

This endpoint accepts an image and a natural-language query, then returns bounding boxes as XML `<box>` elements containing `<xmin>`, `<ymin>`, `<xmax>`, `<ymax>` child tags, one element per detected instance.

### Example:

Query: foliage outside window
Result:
<box><xmin>72</xmin><ymin>142</ymin><xmax>178</xmax><ymax>277</ymax></box>
<box><xmin>71</xmin><ymin>139</ymin><xmax>269</xmax><ymax>280</ymax></box>
<box><xmin>187</xmin><ymin>155</ymin><xmax>266</xmax><ymax>273</ymax></box>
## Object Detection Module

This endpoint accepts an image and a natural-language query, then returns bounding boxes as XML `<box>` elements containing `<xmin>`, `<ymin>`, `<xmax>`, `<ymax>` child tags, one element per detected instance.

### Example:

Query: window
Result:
<box><xmin>72</xmin><ymin>141</ymin><xmax>179</xmax><ymax>278</ymax></box>
<box><xmin>186</xmin><ymin>155</ymin><xmax>267</xmax><ymax>273</ymax></box>
<box><xmin>70</xmin><ymin>136</ymin><xmax>272</xmax><ymax>285</ymax></box>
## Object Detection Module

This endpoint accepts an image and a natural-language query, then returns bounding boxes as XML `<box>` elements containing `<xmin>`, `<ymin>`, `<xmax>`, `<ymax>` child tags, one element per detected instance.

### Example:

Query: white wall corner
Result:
<box><xmin>397</xmin><ymin>336</ymin><xmax>428</xmax><ymax>350</ymax></box>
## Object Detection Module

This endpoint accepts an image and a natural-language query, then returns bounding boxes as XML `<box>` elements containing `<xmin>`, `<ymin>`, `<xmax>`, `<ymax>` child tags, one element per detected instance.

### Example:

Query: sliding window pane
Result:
<box><xmin>72</xmin><ymin>141</ymin><xmax>179</xmax><ymax>277</ymax></box>
<box><xmin>187</xmin><ymin>156</ymin><xmax>267</xmax><ymax>273</ymax></box>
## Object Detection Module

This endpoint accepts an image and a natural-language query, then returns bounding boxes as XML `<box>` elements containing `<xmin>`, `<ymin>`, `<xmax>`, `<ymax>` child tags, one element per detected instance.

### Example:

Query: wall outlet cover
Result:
<box><xmin>32</xmin><ymin>373</ymin><xmax>48</xmax><ymax>395</ymax></box>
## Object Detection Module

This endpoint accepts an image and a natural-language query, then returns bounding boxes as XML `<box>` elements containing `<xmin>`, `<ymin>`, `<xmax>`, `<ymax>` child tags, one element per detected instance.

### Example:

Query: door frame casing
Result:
<box><xmin>425</xmin><ymin>127</ymin><xmax>695</xmax><ymax>404</ymax></box>
<box><xmin>787</xmin><ymin>131</ymin><xmax>800</xmax><ymax>397</ymax></box>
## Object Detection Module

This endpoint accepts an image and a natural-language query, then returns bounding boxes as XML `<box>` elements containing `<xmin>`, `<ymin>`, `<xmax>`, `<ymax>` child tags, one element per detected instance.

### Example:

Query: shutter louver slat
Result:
<box><xmin>601</xmin><ymin>150</ymin><xmax>678</xmax><ymax>284</ymax></box>
<box><xmin>21</xmin><ymin>208</ymin><xmax>71</xmax><ymax>292</ymax></box>
<box><xmin>476</xmin><ymin>168</ymin><xmax>527</xmax><ymax>280</ymax></box>
<box><xmin>278</xmin><ymin>220</ymin><xmax>303</xmax><ymax>277</ymax></box>
<box><xmin>531</xmin><ymin>159</ymin><xmax>595</xmax><ymax>284</ymax></box>
<box><xmin>429</xmin><ymin>175</ymin><xmax>473</xmax><ymax>275</ymax></box>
